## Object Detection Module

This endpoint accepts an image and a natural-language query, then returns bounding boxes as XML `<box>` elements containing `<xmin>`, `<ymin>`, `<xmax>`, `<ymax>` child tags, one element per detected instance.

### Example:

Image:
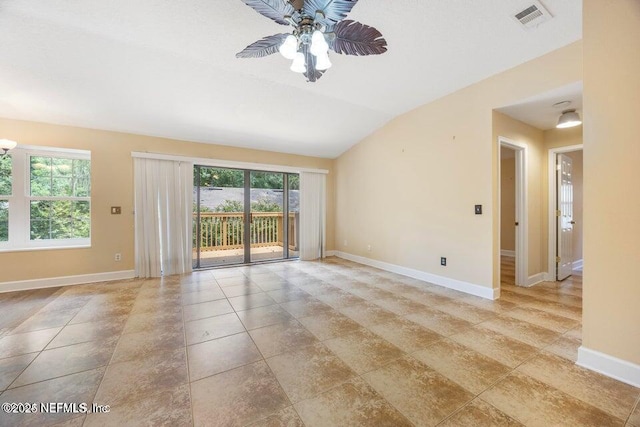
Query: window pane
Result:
<box><xmin>0</xmin><ymin>156</ymin><xmax>11</xmax><ymax>196</ymax></box>
<box><xmin>0</xmin><ymin>200</ymin><xmax>8</xmax><ymax>242</ymax></box>
<box><xmin>52</xmin><ymin>177</ymin><xmax>73</xmax><ymax>197</ymax></box>
<box><xmin>30</xmin><ymin>157</ymin><xmax>52</xmax><ymax>196</ymax></box>
<box><xmin>30</xmin><ymin>200</ymin><xmax>91</xmax><ymax>241</ymax></box>
<box><xmin>52</xmin><ymin>158</ymin><xmax>73</xmax><ymax>177</ymax></box>
<box><xmin>73</xmin><ymin>159</ymin><xmax>91</xmax><ymax>197</ymax></box>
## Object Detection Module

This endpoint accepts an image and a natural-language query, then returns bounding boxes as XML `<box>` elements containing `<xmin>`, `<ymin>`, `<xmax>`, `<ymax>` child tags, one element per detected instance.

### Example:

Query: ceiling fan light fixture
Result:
<box><xmin>279</xmin><ymin>34</ymin><xmax>298</xmax><ymax>60</ymax></box>
<box><xmin>290</xmin><ymin>52</ymin><xmax>306</xmax><ymax>73</ymax></box>
<box><xmin>310</xmin><ymin>30</ymin><xmax>329</xmax><ymax>57</ymax></box>
<box><xmin>557</xmin><ymin>109</ymin><xmax>582</xmax><ymax>128</ymax></box>
<box><xmin>315</xmin><ymin>51</ymin><xmax>332</xmax><ymax>70</ymax></box>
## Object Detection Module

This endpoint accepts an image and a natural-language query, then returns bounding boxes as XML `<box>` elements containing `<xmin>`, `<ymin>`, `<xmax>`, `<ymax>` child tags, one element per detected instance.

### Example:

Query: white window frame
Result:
<box><xmin>0</xmin><ymin>145</ymin><xmax>91</xmax><ymax>252</ymax></box>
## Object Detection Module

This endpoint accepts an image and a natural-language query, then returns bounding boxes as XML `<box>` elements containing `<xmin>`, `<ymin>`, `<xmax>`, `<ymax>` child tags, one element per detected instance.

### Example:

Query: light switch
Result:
<box><xmin>111</xmin><ymin>206</ymin><xmax>122</xmax><ymax>215</ymax></box>
<box><xmin>475</xmin><ymin>205</ymin><xmax>482</xmax><ymax>215</ymax></box>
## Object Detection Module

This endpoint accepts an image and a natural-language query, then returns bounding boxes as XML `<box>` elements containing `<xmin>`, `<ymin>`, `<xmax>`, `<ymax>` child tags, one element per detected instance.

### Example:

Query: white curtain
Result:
<box><xmin>299</xmin><ymin>172</ymin><xmax>326</xmax><ymax>261</ymax></box>
<box><xmin>134</xmin><ymin>158</ymin><xmax>193</xmax><ymax>277</ymax></box>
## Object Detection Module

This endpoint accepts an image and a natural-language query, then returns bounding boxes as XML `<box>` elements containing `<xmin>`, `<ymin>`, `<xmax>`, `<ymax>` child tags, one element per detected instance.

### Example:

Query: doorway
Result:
<box><xmin>193</xmin><ymin>166</ymin><xmax>300</xmax><ymax>269</ymax></box>
<box><xmin>548</xmin><ymin>146</ymin><xmax>583</xmax><ymax>281</ymax></box>
<box><xmin>499</xmin><ymin>137</ymin><xmax>528</xmax><ymax>287</ymax></box>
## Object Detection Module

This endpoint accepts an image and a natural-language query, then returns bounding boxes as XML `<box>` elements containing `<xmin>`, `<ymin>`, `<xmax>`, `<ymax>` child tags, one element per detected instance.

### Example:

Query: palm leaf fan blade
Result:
<box><xmin>236</xmin><ymin>33</ymin><xmax>289</xmax><ymax>58</ymax></box>
<box><xmin>302</xmin><ymin>44</ymin><xmax>324</xmax><ymax>82</ymax></box>
<box><xmin>330</xmin><ymin>20</ymin><xmax>387</xmax><ymax>56</ymax></box>
<box><xmin>303</xmin><ymin>0</ymin><xmax>359</xmax><ymax>24</ymax></box>
<box><xmin>240</xmin><ymin>0</ymin><xmax>296</xmax><ymax>25</ymax></box>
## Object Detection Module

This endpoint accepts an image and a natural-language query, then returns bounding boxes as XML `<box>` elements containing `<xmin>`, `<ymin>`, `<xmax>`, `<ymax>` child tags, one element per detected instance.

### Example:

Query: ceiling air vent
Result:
<box><xmin>513</xmin><ymin>1</ymin><xmax>553</xmax><ymax>30</ymax></box>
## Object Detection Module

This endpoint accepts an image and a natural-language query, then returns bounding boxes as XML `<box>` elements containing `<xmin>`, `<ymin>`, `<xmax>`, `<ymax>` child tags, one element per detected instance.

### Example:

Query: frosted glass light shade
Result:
<box><xmin>310</xmin><ymin>30</ymin><xmax>329</xmax><ymax>56</ymax></box>
<box><xmin>290</xmin><ymin>52</ymin><xmax>306</xmax><ymax>73</ymax></box>
<box><xmin>315</xmin><ymin>51</ymin><xmax>332</xmax><ymax>70</ymax></box>
<box><xmin>279</xmin><ymin>35</ymin><xmax>298</xmax><ymax>60</ymax></box>
<box><xmin>557</xmin><ymin>110</ymin><xmax>582</xmax><ymax>128</ymax></box>
<box><xmin>0</xmin><ymin>139</ymin><xmax>17</xmax><ymax>152</ymax></box>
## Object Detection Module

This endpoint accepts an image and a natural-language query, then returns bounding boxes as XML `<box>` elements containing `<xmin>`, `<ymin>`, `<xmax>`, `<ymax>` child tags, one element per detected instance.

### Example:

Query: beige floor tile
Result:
<box><xmin>0</xmin><ymin>368</ymin><xmax>104</xmax><ymax>427</ymax></box>
<box><xmin>10</xmin><ymin>338</ymin><xmax>116</xmax><ymax>388</ymax></box>
<box><xmin>369</xmin><ymin>317</ymin><xmax>443</xmax><ymax>353</ymax></box>
<box><xmin>223</xmin><ymin>284</ymin><xmax>264</xmax><ymax>298</ymax></box>
<box><xmin>294</xmin><ymin>377</ymin><xmax>412</xmax><ymax>427</ymax></box>
<box><xmin>111</xmin><ymin>328</ymin><xmax>184</xmax><ymax>363</ymax></box>
<box><xmin>479</xmin><ymin>314</ymin><xmax>562</xmax><ymax>348</ymax></box>
<box><xmin>266</xmin><ymin>342</ymin><xmax>356</xmax><ymax>403</ymax></box>
<box><xmin>99</xmin><ymin>346</ymin><xmax>186</xmax><ymax>399</ymax></box>
<box><xmin>439</xmin><ymin>398</ymin><xmax>524</xmax><ymax>427</ymax></box>
<box><xmin>85</xmin><ymin>384</ymin><xmax>192</xmax><ymax>427</ymax></box>
<box><xmin>430</xmin><ymin>300</ymin><xmax>497</xmax><ymax>324</ymax></box>
<box><xmin>323</xmin><ymin>328</ymin><xmax>405</xmax><ymax>374</ymax></box>
<box><xmin>315</xmin><ymin>291</ymin><xmax>367</xmax><ymax>309</ymax></box>
<box><xmin>502</xmin><ymin>306</ymin><xmax>579</xmax><ymax>333</ymax></box>
<box><xmin>11</xmin><ymin>308</ymin><xmax>80</xmax><ymax>334</ymax></box>
<box><xmin>450</xmin><ymin>326</ymin><xmax>538</xmax><ymax>368</ymax></box>
<box><xmin>266</xmin><ymin>288</ymin><xmax>312</xmax><ymax>303</ymax></box>
<box><xmin>278</xmin><ymin>298</ymin><xmax>334</xmax><ymax>318</ymax></box>
<box><xmin>413</xmin><ymin>339</ymin><xmax>511</xmax><ymax>394</ymax></box>
<box><xmin>246</xmin><ymin>406</ymin><xmax>304</xmax><ymax>427</ymax></box>
<box><xmin>249</xmin><ymin>319</ymin><xmax>320</xmax><ymax>358</ymax></box>
<box><xmin>181</xmin><ymin>288</ymin><xmax>226</xmax><ymax>305</ymax></box>
<box><xmin>69</xmin><ymin>301</ymin><xmax>134</xmax><ymax>324</ymax></box>
<box><xmin>517</xmin><ymin>351</ymin><xmax>640</xmax><ymax>420</ymax></box>
<box><xmin>543</xmin><ymin>334</ymin><xmax>581</xmax><ymax>362</ymax></box>
<box><xmin>216</xmin><ymin>276</ymin><xmax>254</xmax><ymax>287</ymax></box>
<box><xmin>256</xmin><ymin>280</ymin><xmax>292</xmax><ymax>292</ymax></box>
<box><xmin>238</xmin><ymin>305</ymin><xmax>293</xmax><ymax>330</ymax></box>
<box><xmin>185</xmin><ymin>312</ymin><xmax>245</xmax><ymax>345</ymax></box>
<box><xmin>0</xmin><ymin>327</ymin><xmax>62</xmax><ymax>358</ymax></box>
<box><xmin>337</xmin><ymin>301</ymin><xmax>399</xmax><ymax>327</ymax></box>
<box><xmin>363</xmin><ymin>355</ymin><xmax>474</xmax><ymax>426</ymax></box>
<box><xmin>629</xmin><ymin>401</ymin><xmax>640</xmax><ymax>427</ymax></box>
<box><xmin>183</xmin><ymin>298</ymin><xmax>234</xmax><ymax>322</ymax></box>
<box><xmin>0</xmin><ymin>353</ymin><xmax>37</xmax><ymax>391</ymax></box>
<box><xmin>121</xmin><ymin>309</ymin><xmax>183</xmax><ymax>335</ymax></box>
<box><xmin>228</xmin><ymin>292</ymin><xmax>278</xmax><ymax>311</ymax></box>
<box><xmin>188</xmin><ymin>332</ymin><xmax>262</xmax><ymax>381</ymax></box>
<box><xmin>47</xmin><ymin>317</ymin><xmax>126</xmax><ymax>349</ymax></box>
<box><xmin>481</xmin><ymin>371</ymin><xmax>624</xmax><ymax>426</ymax></box>
<box><xmin>405</xmin><ymin>306</ymin><xmax>474</xmax><ymax>336</ymax></box>
<box><xmin>297</xmin><ymin>310</ymin><xmax>362</xmax><ymax>340</ymax></box>
<box><xmin>370</xmin><ymin>295</ymin><xmax>427</xmax><ymax>315</ymax></box>
<box><xmin>191</xmin><ymin>361</ymin><xmax>290</xmax><ymax>427</ymax></box>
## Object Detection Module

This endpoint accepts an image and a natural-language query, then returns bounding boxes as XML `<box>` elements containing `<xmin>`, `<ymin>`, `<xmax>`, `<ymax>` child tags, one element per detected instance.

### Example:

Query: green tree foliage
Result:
<box><xmin>29</xmin><ymin>156</ymin><xmax>91</xmax><ymax>240</ymax></box>
<box><xmin>0</xmin><ymin>156</ymin><xmax>12</xmax><ymax>241</ymax></box>
<box><xmin>195</xmin><ymin>167</ymin><xmax>299</xmax><ymax>191</ymax></box>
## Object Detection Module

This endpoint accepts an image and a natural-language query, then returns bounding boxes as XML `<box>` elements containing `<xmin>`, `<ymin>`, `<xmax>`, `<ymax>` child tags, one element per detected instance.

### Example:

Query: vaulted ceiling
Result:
<box><xmin>0</xmin><ymin>0</ymin><xmax>582</xmax><ymax>157</ymax></box>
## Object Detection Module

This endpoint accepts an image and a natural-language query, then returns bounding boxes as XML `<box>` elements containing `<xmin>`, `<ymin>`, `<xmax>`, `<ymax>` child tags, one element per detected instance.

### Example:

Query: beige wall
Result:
<box><xmin>335</xmin><ymin>41</ymin><xmax>582</xmax><ymax>291</ymax></box>
<box><xmin>500</xmin><ymin>156</ymin><xmax>515</xmax><ymax>252</ymax></box>
<box><xmin>0</xmin><ymin>118</ymin><xmax>335</xmax><ymax>283</ymax></box>
<box><xmin>583</xmin><ymin>0</ymin><xmax>640</xmax><ymax>364</ymax></box>
<box><xmin>493</xmin><ymin>112</ymin><xmax>546</xmax><ymax>277</ymax></box>
<box><xmin>566</xmin><ymin>150</ymin><xmax>583</xmax><ymax>262</ymax></box>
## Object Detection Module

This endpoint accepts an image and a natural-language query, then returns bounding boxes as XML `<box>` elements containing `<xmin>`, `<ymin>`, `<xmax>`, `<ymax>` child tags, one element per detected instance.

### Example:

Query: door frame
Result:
<box><xmin>498</xmin><ymin>137</ymin><xmax>528</xmax><ymax>287</ymax></box>
<box><xmin>547</xmin><ymin>144</ymin><xmax>583</xmax><ymax>280</ymax></box>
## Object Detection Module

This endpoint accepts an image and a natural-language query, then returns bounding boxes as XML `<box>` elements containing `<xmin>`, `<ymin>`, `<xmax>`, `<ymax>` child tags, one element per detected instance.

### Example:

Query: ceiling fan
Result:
<box><xmin>236</xmin><ymin>0</ymin><xmax>388</xmax><ymax>82</ymax></box>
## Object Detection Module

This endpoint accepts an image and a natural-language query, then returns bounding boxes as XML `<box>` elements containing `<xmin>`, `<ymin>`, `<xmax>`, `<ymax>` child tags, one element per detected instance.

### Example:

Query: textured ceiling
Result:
<box><xmin>0</xmin><ymin>0</ymin><xmax>582</xmax><ymax>157</ymax></box>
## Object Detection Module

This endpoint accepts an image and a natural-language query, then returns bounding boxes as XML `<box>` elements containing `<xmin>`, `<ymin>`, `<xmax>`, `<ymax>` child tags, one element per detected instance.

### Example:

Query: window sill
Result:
<box><xmin>0</xmin><ymin>244</ymin><xmax>92</xmax><ymax>254</ymax></box>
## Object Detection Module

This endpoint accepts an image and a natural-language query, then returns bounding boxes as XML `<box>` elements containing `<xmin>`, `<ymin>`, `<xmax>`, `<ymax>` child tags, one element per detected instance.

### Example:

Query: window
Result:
<box><xmin>0</xmin><ymin>147</ymin><xmax>91</xmax><ymax>251</ymax></box>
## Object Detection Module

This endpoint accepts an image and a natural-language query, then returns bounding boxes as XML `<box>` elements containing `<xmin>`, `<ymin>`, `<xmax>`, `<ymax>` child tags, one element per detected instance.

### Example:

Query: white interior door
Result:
<box><xmin>557</xmin><ymin>154</ymin><xmax>574</xmax><ymax>280</ymax></box>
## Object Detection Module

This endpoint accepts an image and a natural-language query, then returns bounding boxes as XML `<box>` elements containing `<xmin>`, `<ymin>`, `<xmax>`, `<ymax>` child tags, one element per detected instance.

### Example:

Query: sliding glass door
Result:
<box><xmin>193</xmin><ymin>166</ymin><xmax>299</xmax><ymax>268</ymax></box>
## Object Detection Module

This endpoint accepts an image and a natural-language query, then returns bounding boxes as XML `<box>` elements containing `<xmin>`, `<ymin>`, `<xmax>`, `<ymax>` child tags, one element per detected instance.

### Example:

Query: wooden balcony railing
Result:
<box><xmin>194</xmin><ymin>212</ymin><xmax>299</xmax><ymax>252</ymax></box>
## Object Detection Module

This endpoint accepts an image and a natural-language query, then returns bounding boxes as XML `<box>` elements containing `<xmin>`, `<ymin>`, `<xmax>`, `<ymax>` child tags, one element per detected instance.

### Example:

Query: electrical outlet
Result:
<box><xmin>367</xmin><ymin>245</ymin><xmax>372</xmax><ymax>252</ymax></box>
<box><xmin>115</xmin><ymin>253</ymin><xmax>122</xmax><ymax>262</ymax></box>
<box><xmin>440</xmin><ymin>257</ymin><xmax>447</xmax><ymax>266</ymax></box>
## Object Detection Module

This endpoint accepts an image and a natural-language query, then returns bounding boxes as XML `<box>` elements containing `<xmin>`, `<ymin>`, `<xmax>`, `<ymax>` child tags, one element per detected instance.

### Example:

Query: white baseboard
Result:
<box><xmin>333</xmin><ymin>251</ymin><xmax>498</xmax><ymax>300</ymax></box>
<box><xmin>500</xmin><ymin>249</ymin><xmax>515</xmax><ymax>257</ymax></box>
<box><xmin>0</xmin><ymin>270</ymin><xmax>136</xmax><ymax>294</ymax></box>
<box><xmin>577</xmin><ymin>346</ymin><xmax>640</xmax><ymax>388</ymax></box>
<box><xmin>325</xmin><ymin>250</ymin><xmax>337</xmax><ymax>257</ymax></box>
<box><xmin>573</xmin><ymin>259</ymin><xmax>583</xmax><ymax>271</ymax></box>
<box><xmin>526</xmin><ymin>272</ymin><xmax>546</xmax><ymax>287</ymax></box>
<box><xmin>544</xmin><ymin>272</ymin><xmax>556</xmax><ymax>282</ymax></box>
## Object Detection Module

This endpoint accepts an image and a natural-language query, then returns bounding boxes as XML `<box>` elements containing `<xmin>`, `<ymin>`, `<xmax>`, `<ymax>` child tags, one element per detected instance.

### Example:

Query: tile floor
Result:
<box><xmin>0</xmin><ymin>257</ymin><xmax>638</xmax><ymax>426</ymax></box>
